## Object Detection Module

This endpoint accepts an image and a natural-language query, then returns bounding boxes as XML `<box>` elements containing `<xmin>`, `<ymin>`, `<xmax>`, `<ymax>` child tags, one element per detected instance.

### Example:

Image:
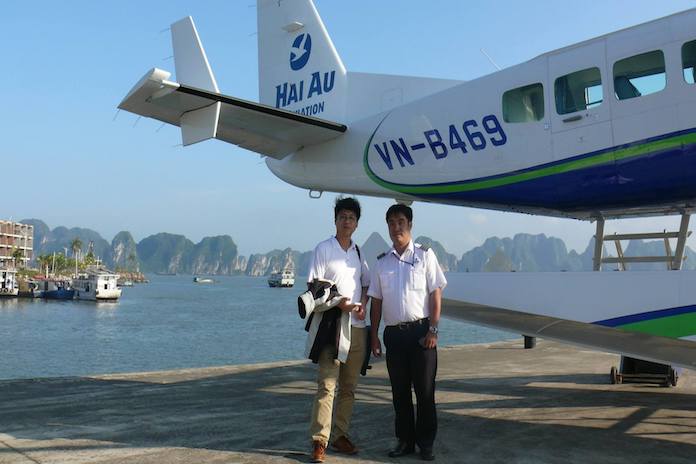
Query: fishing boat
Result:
<box><xmin>268</xmin><ymin>269</ymin><xmax>295</xmax><ymax>288</ymax></box>
<box><xmin>0</xmin><ymin>268</ymin><xmax>19</xmax><ymax>297</ymax></box>
<box><xmin>193</xmin><ymin>276</ymin><xmax>214</xmax><ymax>283</ymax></box>
<box><xmin>38</xmin><ymin>279</ymin><xmax>75</xmax><ymax>300</ymax></box>
<box><xmin>17</xmin><ymin>278</ymin><xmax>41</xmax><ymax>298</ymax></box>
<box><xmin>73</xmin><ymin>266</ymin><xmax>122</xmax><ymax>301</ymax></box>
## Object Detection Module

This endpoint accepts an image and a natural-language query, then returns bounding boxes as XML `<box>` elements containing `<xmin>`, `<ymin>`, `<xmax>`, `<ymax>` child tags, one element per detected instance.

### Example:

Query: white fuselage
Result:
<box><xmin>267</xmin><ymin>8</ymin><xmax>696</xmax><ymax>220</ymax></box>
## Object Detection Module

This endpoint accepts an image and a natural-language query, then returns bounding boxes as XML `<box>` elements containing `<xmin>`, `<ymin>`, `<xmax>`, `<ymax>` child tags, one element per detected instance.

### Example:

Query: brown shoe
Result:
<box><xmin>331</xmin><ymin>435</ymin><xmax>359</xmax><ymax>455</ymax></box>
<box><xmin>311</xmin><ymin>440</ymin><xmax>327</xmax><ymax>463</ymax></box>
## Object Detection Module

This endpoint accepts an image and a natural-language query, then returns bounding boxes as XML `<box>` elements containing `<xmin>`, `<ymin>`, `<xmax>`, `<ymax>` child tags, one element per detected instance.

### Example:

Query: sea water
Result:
<box><xmin>0</xmin><ymin>275</ymin><xmax>512</xmax><ymax>380</ymax></box>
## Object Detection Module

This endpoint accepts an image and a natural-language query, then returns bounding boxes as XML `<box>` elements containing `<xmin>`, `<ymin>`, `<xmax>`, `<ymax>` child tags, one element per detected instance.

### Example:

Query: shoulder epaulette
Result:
<box><xmin>377</xmin><ymin>252</ymin><xmax>387</xmax><ymax>260</ymax></box>
<box><xmin>416</xmin><ymin>243</ymin><xmax>430</xmax><ymax>252</ymax></box>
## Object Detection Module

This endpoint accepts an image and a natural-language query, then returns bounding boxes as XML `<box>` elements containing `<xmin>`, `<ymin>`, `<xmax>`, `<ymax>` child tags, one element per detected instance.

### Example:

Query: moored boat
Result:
<box><xmin>38</xmin><ymin>279</ymin><xmax>75</xmax><ymax>300</ymax></box>
<box><xmin>73</xmin><ymin>266</ymin><xmax>122</xmax><ymax>301</ymax></box>
<box><xmin>17</xmin><ymin>278</ymin><xmax>41</xmax><ymax>298</ymax></box>
<box><xmin>268</xmin><ymin>269</ymin><xmax>295</xmax><ymax>288</ymax></box>
<box><xmin>0</xmin><ymin>268</ymin><xmax>19</xmax><ymax>297</ymax></box>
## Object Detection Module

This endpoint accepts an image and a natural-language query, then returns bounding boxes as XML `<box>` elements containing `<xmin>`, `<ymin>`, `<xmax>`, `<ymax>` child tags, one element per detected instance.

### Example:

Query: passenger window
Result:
<box><xmin>682</xmin><ymin>40</ymin><xmax>696</xmax><ymax>84</ymax></box>
<box><xmin>502</xmin><ymin>83</ymin><xmax>545</xmax><ymax>123</ymax></box>
<box><xmin>554</xmin><ymin>67</ymin><xmax>602</xmax><ymax>114</ymax></box>
<box><xmin>613</xmin><ymin>50</ymin><xmax>666</xmax><ymax>100</ymax></box>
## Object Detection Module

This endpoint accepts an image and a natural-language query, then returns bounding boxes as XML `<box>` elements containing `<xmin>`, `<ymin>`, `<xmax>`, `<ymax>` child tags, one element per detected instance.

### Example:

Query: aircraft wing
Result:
<box><xmin>443</xmin><ymin>299</ymin><xmax>696</xmax><ymax>369</ymax></box>
<box><xmin>118</xmin><ymin>68</ymin><xmax>347</xmax><ymax>159</ymax></box>
<box><xmin>442</xmin><ymin>271</ymin><xmax>696</xmax><ymax>370</ymax></box>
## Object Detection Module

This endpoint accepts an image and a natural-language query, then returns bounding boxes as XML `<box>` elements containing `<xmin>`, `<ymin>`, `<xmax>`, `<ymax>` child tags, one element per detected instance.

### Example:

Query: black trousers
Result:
<box><xmin>384</xmin><ymin>321</ymin><xmax>437</xmax><ymax>448</ymax></box>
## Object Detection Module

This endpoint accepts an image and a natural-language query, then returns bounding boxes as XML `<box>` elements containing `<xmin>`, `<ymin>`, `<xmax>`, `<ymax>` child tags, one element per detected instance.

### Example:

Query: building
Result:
<box><xmin>0</xmin><ymin>220</ymin><xmax>33</xmax><ymax>268</ymax></box>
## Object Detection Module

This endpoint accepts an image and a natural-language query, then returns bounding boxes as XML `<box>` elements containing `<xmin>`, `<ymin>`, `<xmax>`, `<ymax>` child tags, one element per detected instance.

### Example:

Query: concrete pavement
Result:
<box><xmin>1</xmin><ymin>340</ymin><xmax>696</xmax><ymax>463</ymax></box>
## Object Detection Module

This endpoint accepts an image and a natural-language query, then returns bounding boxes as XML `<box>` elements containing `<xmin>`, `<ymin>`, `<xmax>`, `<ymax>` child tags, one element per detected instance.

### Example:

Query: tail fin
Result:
<box><xmin>171</xmin><ymin>17</ymin><xmax>221</xmax><ymax>146</ymax></box>
<box><xmin>171</xmin><ymin>17</ymin><xmax>219</xmax><ymax>92</ymax></box>
<box><xmin>257</xmin><ymin>0</ymin><xmax>347</xmax><ymax>122</ymax></box>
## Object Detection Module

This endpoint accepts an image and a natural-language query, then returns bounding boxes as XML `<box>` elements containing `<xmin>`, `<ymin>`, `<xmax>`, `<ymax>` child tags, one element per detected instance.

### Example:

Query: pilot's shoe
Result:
<box><xmin>311</xmin><ymin>440</ymin><xmax>327</xmax><ymax>463</ymax></box>
<box><xmin>420</xmin><ymin>445</ymin><xmax>435</xmax><ymax>461</ymax></box>
<box><xmin>331</xmin><ymin>435</ymin><xmax>358</xmax><ymax>455</ymax></box>
<box><xmin>388</xmin><ymin>440</ymin><xmax>415</xmax><ymax>457</ymax></box>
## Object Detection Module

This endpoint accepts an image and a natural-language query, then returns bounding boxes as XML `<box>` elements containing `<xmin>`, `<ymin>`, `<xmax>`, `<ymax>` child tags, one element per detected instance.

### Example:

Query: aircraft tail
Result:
<box><xmin>171</xmin><ymin>16</ymin><xmax>221</xmax><ymax>146</ymax></box>
<box><xmin>257</xmin><ymin>0</ymin><xmax>347</xmax><ymax>122</ymax></box>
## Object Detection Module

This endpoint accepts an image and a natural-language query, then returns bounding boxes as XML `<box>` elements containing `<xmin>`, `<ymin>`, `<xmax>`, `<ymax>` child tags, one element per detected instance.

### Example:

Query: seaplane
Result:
<box><xmin>119</xmin><ymin>0</ymin><xmax>696</xmax><ymax>382</ymax></box>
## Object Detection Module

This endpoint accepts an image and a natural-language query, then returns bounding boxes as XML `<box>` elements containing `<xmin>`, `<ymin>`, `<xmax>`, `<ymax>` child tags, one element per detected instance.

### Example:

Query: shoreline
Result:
<box><xmin>0</xmin><ymin>340</ymin><xmax>519</xmax><ymax>383</ymax></box>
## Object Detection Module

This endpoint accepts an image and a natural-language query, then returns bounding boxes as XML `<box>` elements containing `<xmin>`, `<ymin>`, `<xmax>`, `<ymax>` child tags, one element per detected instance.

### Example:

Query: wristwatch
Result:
<box><xmin>428</xmin><ymin>325</ymin><xmax>439</xmax><ymax>335</ymax></box>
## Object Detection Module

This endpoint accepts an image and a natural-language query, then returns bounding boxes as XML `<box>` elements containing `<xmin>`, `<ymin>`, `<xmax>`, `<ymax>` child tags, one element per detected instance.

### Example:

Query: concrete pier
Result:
<box><xmin>1</xmin><ymin>340</ymin><xmax>696</xmax><ymax>463</ymax></box>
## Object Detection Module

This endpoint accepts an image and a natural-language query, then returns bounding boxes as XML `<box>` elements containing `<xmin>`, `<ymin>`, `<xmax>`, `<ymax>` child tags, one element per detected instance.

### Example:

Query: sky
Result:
<box><xmin>3</xmin><ymin>0</ymin><xmax>696</xmax><ymax>257</ymax></box>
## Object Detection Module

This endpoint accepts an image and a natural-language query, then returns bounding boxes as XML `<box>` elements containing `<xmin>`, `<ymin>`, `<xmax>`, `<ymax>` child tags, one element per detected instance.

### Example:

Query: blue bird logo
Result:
<box><xmin>290</xmin><ymin>33</ymin><xmax>312</xmax><ymax>71</ymax></box>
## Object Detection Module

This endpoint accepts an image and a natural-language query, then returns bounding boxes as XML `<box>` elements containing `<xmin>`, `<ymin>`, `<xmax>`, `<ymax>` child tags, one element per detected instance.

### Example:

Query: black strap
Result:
<box><xmin>360</xmin><ymin>325</ymin><xmax>372</xmax><ymax>376</ymax></box>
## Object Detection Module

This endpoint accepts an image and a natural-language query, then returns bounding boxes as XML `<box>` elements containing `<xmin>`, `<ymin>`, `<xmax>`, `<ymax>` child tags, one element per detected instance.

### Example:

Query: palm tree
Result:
<box><xmin>70</xmin><ymin>238</ymin><xmax>83</xmax><ymax>260</ymax></box>
<box><xmin>37</xmin><ymin>254</ymin><xmax>52</xmax><ymax>277</ymax></box>
<box><xmin>71</xmin><ymin>237</ymin><xmax>83</xmax><ymax>277</ymax></box>
<box><xmin>11</xmin><ymin>247</ymin><xmax>24</xmax><ymax>268</ymax></box>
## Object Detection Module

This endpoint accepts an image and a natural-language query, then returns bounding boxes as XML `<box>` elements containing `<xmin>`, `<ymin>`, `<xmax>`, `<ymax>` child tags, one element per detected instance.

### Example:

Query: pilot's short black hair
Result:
<box><xmin>386</xmin><ymin>203</ymin><xmax>413</xmax><ymax>223</ymax></box>
<box><xmin>334</xmin><ymin>196</ymin><xmax>361</xmax><ymax>221</ymax></box>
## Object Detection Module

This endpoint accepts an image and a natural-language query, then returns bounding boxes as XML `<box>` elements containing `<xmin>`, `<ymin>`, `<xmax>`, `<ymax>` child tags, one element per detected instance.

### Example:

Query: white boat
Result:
<box><xmin>0</xmin><ymin>268</ymin><xmax>19</xmax><ymax>297</ymax></box>
<box><xmin>193</xmin><ymin>276</ymin><xmax>214</xmax><ymax>283</ymax></box>
<box><xmin>73</xmin><ymin>266</ymin><xmax>122</xmax><ymax>301</ymax></box>
<box><xmin>268</xmin><ymin>269</ymin><xmax>295</xmax><ymax>288</ymax></box>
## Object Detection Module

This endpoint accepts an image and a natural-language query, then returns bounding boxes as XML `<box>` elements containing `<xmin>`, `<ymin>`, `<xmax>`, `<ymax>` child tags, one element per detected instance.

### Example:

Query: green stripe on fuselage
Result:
<box><xmin>364</xmin><ymin>127</ymin><xmax>696</xmax><ymax>195</ymax></box>
<box><xmin>617</xmin><ymin>312</ymin><xmax>696</xmax><ymax>339</ymax></box>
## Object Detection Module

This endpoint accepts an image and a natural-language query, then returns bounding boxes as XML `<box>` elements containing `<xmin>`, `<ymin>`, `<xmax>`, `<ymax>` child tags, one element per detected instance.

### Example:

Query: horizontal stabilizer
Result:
<box><xmin>118</xmin><ymin>68</ymin><xmax>347</xmax><ymax>158</ymax></box>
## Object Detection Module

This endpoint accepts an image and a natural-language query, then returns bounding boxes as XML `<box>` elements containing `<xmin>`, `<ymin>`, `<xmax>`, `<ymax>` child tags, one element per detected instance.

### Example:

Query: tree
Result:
<box><xmin>70</xmin><ymin>237</ymin><xmax>83</xmax><ymax>260</ymax></box>
<box><xmin>70</xmin><ymin>237</ymin><xmax>83</xmax><ymax>276</ymax></box>
<box><xmin>11</xmin><ymin>247</ymin><xmax>24</xmax><ymax>268</ymax></box>
<box><xmin>37</xmin><ymin>254</ymin><xmax>52</xmax><ymax>276</ymax></box>
<box><xmin>52</xmin><ymin>253</ymin><xmax>68</xmax><ymax>274</ymax></box>
<box><xmin>83</xmin><ymin>251</ymin><xmax>96</xmax><ymax>267</ymax></box>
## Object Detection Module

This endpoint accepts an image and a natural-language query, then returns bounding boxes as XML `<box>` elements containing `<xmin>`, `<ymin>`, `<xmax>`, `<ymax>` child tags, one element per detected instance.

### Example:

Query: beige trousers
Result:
<box><xmin>309</xmin><ymin>326</ymin><xmax>367</xmax><ymax>445</ymax></box>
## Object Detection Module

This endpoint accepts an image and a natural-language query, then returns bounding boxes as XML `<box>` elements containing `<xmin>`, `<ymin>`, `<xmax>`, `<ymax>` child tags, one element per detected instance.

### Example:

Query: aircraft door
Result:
<box><xmin>548</xmin><ymin>41</ymin><xmax>613</xmax><ymax>161</ymax></box>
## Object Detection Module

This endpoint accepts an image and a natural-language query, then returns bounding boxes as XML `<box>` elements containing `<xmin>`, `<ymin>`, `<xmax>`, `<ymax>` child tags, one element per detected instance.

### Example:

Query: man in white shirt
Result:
<box><xmin>368</xmin><ymin>204</ymin><xmax>447</xmax><ymax>462</ymax></box>
<box><xmin>307</xmin><ymin>197</ymin><xmax>370</xmax><ymax>463</ymax></box>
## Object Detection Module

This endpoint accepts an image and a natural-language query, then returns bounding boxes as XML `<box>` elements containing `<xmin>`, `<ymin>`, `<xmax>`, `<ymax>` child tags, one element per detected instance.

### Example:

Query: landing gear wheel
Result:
<box><xmin>669</xmin><ymin>368</ymin><xmax>678</xmax><ymax>387</ymax></box>
<box><xmin>610</xmin><ymin>366</ymin><xmax>619</xmax><ymax>384</ymax></box>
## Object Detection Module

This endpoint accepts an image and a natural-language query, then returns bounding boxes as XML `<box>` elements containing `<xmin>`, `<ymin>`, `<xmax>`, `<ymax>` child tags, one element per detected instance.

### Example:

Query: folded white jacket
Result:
<box><xmin>298</xmin><ymin>278</ymin><xmax>352</xmax><ymax>363</ymax></box>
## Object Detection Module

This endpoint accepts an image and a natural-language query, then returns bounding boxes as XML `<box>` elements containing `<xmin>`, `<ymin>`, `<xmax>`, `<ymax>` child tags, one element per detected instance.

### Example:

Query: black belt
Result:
<box><xmin>391</xmin><ymin>317</ymin><xmax>429</xmax><ymax>330</ymax></box>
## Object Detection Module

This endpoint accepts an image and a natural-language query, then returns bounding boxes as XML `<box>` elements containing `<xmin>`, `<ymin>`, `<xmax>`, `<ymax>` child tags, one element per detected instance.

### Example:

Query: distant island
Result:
<box><xmin>20</xmin><ymin>219</ymin><xmax>696</xmax><ymax>276</ymax></box>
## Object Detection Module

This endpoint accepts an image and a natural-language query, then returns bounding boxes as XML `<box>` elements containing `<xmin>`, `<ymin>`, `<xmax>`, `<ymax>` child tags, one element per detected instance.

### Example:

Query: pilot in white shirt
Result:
<box><xmin>368</xmin><ymin>204</ymin><xmax>447</xmax><ymax>461</ymax></box>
